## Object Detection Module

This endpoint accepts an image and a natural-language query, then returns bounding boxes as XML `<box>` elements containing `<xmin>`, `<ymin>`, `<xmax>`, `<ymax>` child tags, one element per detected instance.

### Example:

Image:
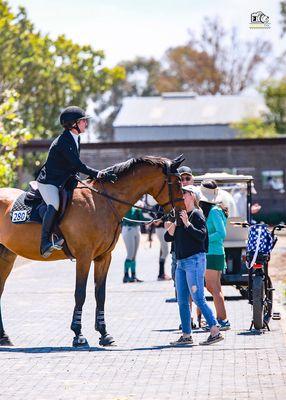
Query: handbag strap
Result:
<box><xmin>249</xmin><ymin>226</ymin><xmax>262</xmax><ymax>269</ymax></box>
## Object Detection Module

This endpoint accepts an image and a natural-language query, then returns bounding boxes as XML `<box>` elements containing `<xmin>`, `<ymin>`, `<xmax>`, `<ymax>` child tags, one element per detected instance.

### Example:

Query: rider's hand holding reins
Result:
<box><xmin>97</xmin><ymin>170</ymin><xmax>118</xmax><ymax>183</ymax></box>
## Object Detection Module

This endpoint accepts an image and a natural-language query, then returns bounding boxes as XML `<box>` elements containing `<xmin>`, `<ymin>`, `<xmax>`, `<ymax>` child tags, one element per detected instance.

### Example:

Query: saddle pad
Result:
<box><xmin>10</xmin><ymin>193</ymin><xmax>44</xmax><ymax>224</ymax></box>
<box><xmin>10</xmin><ymin>190</ymin><xmax>75</xmax><ymax>260</ymax></box>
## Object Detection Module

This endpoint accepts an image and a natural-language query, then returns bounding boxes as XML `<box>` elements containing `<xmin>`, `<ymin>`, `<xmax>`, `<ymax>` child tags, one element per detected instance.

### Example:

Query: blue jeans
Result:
<box><xmin>176</xmin><ymin>253</ymin><xmax>217</xmax><ymax>334</ymax></box>
<box><xmin>171</xmin><ymin>251</ymin><xmax>177</xmax><ymax>285</ymax></box>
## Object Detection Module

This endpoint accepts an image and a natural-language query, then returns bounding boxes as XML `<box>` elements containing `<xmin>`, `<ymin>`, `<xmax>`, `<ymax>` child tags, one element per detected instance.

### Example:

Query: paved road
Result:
<box><xmin>0</xmin><ymin>235</ymin><xmax>286</xmax><ymax>400</ymax></box>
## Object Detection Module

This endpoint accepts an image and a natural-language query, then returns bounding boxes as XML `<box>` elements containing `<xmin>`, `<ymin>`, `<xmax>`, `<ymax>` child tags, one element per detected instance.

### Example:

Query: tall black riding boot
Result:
<box><xmin>40</xmin><ymin>205</ymin><xmax>63</xmax><ymax>258</ymax></box>
<box><xmin>158</xmin><ymin>259</ymin><xmax>171</xmax><ymax>281</ymax></box>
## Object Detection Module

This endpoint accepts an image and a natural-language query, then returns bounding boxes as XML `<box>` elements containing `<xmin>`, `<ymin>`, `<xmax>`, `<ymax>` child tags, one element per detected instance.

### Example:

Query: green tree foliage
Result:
<box><xmin>233</xmin><ymin>79</ymin><xmax>286</xmax><ymax>138</ymax></box>
<box><xmin>0</xmin><ymin>0</ymin><xmax>124</xmax><ymax>138</ymax></box>
<box><xmin>0</xmin><ymin>90</ymin><xmax>31</xmax><ymax>187</ymax></box>
<box><xmin>260</xmin><ymin>79</ymin><xmax>286</xmax><ymax>133</ymax></box>
<box><xmin>232</xmin><ymin>118</ymin><xmax>277</xmax><ymax>139</ymax></box>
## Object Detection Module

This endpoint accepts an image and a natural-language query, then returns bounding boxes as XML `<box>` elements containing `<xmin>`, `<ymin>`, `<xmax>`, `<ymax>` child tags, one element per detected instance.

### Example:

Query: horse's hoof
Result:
<box><xmin>72</xmin><ymin>335</ymin><xmax>89</xmax><ymax>348</ymax></box>
<box><xmin>0</xmin><ymin>334</ymin><xmax>13</xmax><ymax>346</ymax></box>
<box><xmin>99</xmin><ymin>334</ymin><xmax>115</xmax><ymax>346</ymax></box>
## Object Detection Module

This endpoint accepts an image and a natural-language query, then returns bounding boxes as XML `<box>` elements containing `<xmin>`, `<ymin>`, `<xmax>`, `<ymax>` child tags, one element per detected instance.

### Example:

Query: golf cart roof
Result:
<box><xmin>193</xmin><ymin>173</ymin><xmax>254</xmax><ymax>184</ymax></box>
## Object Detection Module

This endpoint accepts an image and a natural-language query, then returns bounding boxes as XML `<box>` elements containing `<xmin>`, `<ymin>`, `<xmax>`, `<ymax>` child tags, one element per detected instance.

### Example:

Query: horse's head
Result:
<box><xmin>148</xmin><ymin>155</ymin><xmax>186</xmax><ymax>214</ymax></box>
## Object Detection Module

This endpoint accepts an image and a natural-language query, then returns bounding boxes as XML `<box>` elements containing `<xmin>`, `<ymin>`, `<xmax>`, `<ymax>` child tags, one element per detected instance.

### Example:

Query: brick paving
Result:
<box><xmin>0</xmin><ymin>235</ymin><xmax>286</xmax><ymax>400</ymax></box>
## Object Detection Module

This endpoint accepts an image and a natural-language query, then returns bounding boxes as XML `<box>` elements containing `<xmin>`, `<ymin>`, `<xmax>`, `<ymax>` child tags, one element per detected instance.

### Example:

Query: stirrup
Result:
<box><xmin>51</xmin><ymin>233</ymin><xmax>64</xmax><ymax>250</ymax></box>
<box><xmin>41</xmin><ymin>243</ymin><xmax>54</xmax><ymax>258</ymax></box>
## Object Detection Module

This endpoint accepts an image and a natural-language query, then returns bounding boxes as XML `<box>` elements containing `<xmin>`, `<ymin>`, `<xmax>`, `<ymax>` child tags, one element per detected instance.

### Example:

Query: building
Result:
<box><xmin>113</xmin><ymin>92</ymin><xmax>267</xmax><ymax>142</ymax></box>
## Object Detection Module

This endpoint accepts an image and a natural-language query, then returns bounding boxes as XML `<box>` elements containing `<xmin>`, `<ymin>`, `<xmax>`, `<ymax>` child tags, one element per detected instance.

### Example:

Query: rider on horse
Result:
<box><xmin>36</xmin><ymin>106</ymin><xmax>117</xmax><ymax>258</ymax></box>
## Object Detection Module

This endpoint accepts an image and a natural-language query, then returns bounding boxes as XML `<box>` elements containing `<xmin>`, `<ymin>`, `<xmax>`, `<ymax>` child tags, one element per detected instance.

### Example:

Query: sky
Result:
<box><xmin>8</xmin><ymin>0</ymin><xmax>284</xmax><ymax>67</ymax></box>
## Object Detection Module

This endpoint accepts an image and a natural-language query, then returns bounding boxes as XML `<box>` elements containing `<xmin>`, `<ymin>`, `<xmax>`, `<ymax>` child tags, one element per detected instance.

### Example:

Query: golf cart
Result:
<box><xmin>194</xmin><ymin>173</ymin><xmax>254</xmax><ymax>298</ymax></box>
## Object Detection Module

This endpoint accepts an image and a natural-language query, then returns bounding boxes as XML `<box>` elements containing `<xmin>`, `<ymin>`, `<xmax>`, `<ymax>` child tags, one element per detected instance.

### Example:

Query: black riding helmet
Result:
<box><xmin>60</xmin><ymin>106</ymin><xmax>90</xmax><ymax>132</ymax></box>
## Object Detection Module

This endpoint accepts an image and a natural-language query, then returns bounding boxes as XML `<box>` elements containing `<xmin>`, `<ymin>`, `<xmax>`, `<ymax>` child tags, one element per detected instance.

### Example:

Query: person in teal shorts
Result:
<box><xmin>200</xmin><ymin>180</ymin><xmax>230</xmax><ymax>331</ymax></box>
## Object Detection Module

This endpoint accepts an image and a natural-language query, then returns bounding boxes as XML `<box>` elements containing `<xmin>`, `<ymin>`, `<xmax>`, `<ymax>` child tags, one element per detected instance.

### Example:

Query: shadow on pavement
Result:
<box><xmin>0</xmin><ymin>346</ymin><xmax>107</xmax><ymax>353</ymax></box>
<box><xmin>0</xmin><ymin>344</ymin><xmax>183</xmax><ymax>353</ymax></box>
<box><xmin>152</xmin><ymin>328</ymin><xmax>205</xmax><ymax>334</ymax></box>
<box><xmin>237</xmin><ymin>330</ymin><xmax>264</xmax><ymax>336</ymax></box>
<box><xmin>205</xmin><ymin>295</ymin><xmax>243</xmax><ymax>301</ymax></box>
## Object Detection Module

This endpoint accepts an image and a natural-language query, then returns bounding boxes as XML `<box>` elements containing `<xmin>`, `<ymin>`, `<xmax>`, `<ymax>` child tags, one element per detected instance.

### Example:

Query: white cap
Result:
<box><xmin>182</xmin><ymin>185</ymin><xmax>201</xmax><ymax>200</ymax></box>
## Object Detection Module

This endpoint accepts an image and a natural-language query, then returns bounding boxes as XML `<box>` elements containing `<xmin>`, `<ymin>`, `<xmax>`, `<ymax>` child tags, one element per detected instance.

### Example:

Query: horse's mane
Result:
<box><xmin>104</xmin><ymin>156</ymin><xmax>168</xmax><ymax>178</ymax></box>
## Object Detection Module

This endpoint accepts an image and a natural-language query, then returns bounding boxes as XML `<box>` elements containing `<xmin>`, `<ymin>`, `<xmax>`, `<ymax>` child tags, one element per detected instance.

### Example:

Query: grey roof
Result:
<box><xmin>113</xmin><ymin>93</ymin><xmax>267</xmax><ymax>127</ymax></box>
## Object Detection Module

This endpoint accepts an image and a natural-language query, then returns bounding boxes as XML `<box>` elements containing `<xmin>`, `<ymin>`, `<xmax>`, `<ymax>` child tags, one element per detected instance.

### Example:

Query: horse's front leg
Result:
<box><xmin>0</xmin><ymin>245</ymin><xmax>17</xmax><ymax>346</ymax></box>
<box><xmin>94</xmin><ymin>253</ymin><xmax>114</xmax><ymax>346</ymax></box>
<box><xmin>70</xmin><ymin>256</ymin><xmax>91</xmax><ymax>347</ymax></box>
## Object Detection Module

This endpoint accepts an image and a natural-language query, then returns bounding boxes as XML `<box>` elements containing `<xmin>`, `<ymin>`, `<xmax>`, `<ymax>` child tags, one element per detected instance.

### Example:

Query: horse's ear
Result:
<box><xmin>170</xmin><ymin>154</ymin><xmax>185</xmax><ymax>172</ymax></box>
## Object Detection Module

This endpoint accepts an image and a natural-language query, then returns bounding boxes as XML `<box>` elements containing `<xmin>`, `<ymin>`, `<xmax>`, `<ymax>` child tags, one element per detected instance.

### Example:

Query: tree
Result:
<box><xmin>154</xmin><ymin>17</ymin><xmax>271</xmax><ymax>95</ymax></box>
<box><xmin>281</xmin><ymin>1</ymin><xmax>286</xmax><ymax>37</ymax></box>
<box><xmin>0</xmin><ymin>90</ymin><xmax>31</xmax><ymax>187</ymax></box>
<box><xmin>260</xmin><ymin>79</ymin><xmax>286</xmax><ymax>133</ymax></box>
<box><xmin>232</xmin><ymin>118</ymin><xmax>277</xmax><ymax>139</ymax></box>
<box><xmin>232</xmin><ymin>78</ymin><xmax>286</xmax><ymax>138</ymax></box>
<box><xmin>0</xmin><ymin>0</ymin><xmax>124</xmax><ymax>138</ymax></box>
<box><xmin>92</xmin><ymin>17</ymin><xmax>272</xmax><ymax>139</ymax></box>
<box><xmin>154</xmin><ymin>46</ymin><xmax>222</xmax><ymax>94</ymax></box>
<box><xmin>93</xmin><ymin>57</ymin><xmax>160</xmax><ymax>140</ymax></box>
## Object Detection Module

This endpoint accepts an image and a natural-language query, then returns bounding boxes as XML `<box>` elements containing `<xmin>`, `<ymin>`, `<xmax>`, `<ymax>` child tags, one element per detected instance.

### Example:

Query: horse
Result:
<box><xmin>0</xmin><ymin>155</ymin><xmax>185</xmax><ymax>347</ymax></box>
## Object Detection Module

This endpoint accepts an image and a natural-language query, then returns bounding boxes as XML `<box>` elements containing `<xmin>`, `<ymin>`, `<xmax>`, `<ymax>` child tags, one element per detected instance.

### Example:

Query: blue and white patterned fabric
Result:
<box><xmin>247</xmin><ymin>224</ymin><xmax>274</xmax><ymax>255</ymax></box>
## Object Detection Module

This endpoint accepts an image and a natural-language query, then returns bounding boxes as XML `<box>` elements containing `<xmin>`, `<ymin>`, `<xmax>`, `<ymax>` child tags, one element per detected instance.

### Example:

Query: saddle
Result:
<box><xmin>10</xmin><ymin>177</ymin><xmax>76</xmax><ymax>259</ymax></box>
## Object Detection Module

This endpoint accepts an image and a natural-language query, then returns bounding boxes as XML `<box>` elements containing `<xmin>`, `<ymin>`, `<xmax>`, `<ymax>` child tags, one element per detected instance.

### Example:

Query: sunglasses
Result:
<box><xmin>181</xmin><ymin>176</ymin><xmax>192</xmax><ymax>181</ymax></box>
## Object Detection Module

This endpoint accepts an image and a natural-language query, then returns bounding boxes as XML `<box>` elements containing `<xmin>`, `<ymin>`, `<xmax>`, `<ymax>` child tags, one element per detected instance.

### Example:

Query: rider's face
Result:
<box><xmin>78</xmin><ymin>118</ymin><xmax>88</xmax><ymax>133</ymax></box>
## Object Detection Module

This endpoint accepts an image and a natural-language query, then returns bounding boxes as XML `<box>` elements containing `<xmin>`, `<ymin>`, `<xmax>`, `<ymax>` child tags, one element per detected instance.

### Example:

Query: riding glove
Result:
<box><xmin>98</xmin><ymin>170</ymin><xmax>118</xmax><ymax>183</ymax></box>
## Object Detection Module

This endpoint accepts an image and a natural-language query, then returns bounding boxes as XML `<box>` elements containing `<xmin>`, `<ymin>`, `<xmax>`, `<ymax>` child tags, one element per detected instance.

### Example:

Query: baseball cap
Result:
<box><xmin>182</xmin><ymin>185</ymin><xmax>201</xmax><ymax>200</ymax></box>
<box><xmin>178</xmin><ymin>166</ymin><xmax>192</xmax><ymax>176</ymax></box>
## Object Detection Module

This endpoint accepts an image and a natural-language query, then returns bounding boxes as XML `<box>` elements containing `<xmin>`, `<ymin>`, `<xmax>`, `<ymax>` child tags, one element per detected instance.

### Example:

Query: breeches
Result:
<box><xmin>156</xmin><ymin>227</ymin><xmax>169</xmax><ymax>260</ymax></box>
<box><xmin>122</xmin><ymin>225</ymin><xmax>141</xmax><ymax>260</ymax></box>
<box><xmin>37</xmin><ymin>183</ymin><xmax>60</xmax><ymax>211</ymax></box>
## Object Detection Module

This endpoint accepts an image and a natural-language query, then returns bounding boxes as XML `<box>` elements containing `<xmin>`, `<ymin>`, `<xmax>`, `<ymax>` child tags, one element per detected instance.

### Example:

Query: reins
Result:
<box><xmin>76</xmin><ymin>178</ymin><xmax>161</xmax><ymax>215</ymax></box>
<box><xmin>75</xmin><ymin>162</ymin><xmax>183</xmax><ymax>224</ymax></box>
<box><xmin>76</xmin><ymin>178</ymin><xmax>168</xmax><ymax>224</ymax></box>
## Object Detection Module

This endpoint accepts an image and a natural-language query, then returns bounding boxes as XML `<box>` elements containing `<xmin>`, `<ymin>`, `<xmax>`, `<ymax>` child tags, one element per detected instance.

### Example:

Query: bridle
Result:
<box><xmin>160</xmin><ymin>163</ymin><xmax>184</xmax><ymax>209</ymax></box>
<box><xmin>76</xmin><ymin>161</ymin><xmax>184</xmax><ymax>223</ymax></box>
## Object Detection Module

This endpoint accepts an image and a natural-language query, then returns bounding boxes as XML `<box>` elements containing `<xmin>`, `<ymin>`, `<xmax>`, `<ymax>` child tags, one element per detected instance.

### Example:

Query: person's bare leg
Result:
<box><xmin>205</xmin><ymin>269</ymin><xmax>227</xmax><ymax>320</ymax></box>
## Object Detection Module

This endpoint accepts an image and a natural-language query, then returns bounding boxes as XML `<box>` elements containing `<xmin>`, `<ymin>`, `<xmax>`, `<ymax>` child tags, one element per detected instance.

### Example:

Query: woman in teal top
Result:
<box><xmin>206</xmin><ymin>205</ymin><xmax>227</xmax><ymax>270</ymax></box>
<box><xmin>200</xmin><ymin>180</ymin><xmax>230</xmax><ymax>331</ymax></box>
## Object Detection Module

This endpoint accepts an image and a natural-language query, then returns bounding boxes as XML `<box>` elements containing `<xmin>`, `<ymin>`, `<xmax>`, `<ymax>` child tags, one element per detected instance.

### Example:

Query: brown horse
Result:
<box><xmin>0</xmin><ymin>156</ymin><xmax>185</xmax><ymax>347</ymax></box>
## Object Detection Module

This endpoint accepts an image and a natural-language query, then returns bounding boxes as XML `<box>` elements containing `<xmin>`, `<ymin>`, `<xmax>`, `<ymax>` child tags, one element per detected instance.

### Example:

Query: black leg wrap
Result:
<box><xmin>0</xmin><ymin>332</ymin><xmax>13</xmax><ymax>346</ymax></box>
<box><xmin>95</xmin><ymin>310</ymin><xmax>115</xmax><ymax>346</ymax></box>
<box><xmin>95</xmin><ymin>310</ymin><xmax>107</xmax><ymax>335</ymax></box>
<box><xmin>71</xmin><ymin>309</ymin><xmax>82</xmax><ymax>336</ymax></box>
<box><xmin>95</xmin><ymin>321</ymin><xmax>107</xmax><ymax>336</ymax></box>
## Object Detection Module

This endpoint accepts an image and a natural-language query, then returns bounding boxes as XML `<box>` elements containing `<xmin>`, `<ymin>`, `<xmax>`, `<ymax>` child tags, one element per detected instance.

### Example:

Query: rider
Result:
<box><xmin>36</xmin><ymin>106</ymin><xmax>117</xmax><ymax>258</ymax></box>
